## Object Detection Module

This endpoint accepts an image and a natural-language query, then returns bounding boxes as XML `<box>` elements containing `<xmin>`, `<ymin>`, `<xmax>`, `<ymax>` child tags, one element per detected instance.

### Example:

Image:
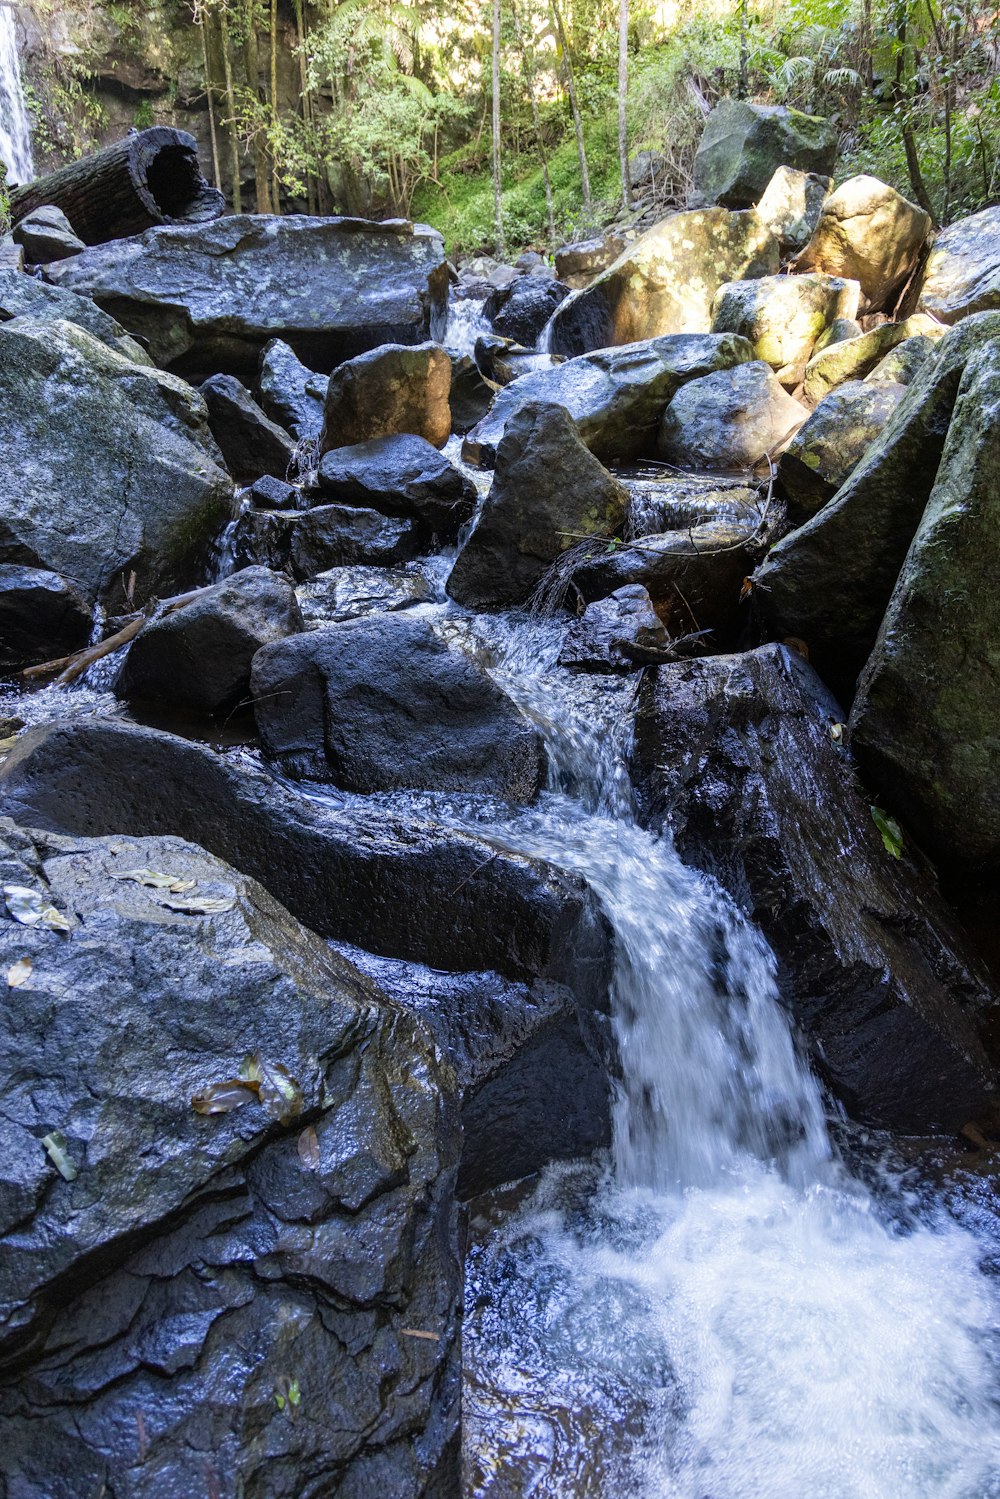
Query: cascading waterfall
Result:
<box><xmin>453</xmin><ymin>615</ymin><xmax>1000</xmax><ymax>1499</ymax></box>
<box><xmin>443</xmin><ymin>295</ymin><xmax>491</xmax><ymax>358</ymax></box>
<box><xmin>0</xmin><ymin>2</ymin><xmax>33</xmax><ymax>186</ymax></box>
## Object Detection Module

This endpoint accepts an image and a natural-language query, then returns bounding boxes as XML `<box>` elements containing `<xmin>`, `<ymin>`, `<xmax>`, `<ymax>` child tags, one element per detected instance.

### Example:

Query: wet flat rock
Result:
<box><xmin>0</xmin><ymin>816</ymin><xmax>460</xmax><ymax>1498</ymax></box>
<box><xmin>630</xmin><ymin>643</ymin><xmax>997</xmax><ymax>1133</ymax></box>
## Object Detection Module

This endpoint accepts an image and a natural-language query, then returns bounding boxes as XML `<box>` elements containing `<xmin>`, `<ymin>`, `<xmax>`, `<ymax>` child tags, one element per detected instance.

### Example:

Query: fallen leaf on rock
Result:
<box><xmin>402</xmin><ymin>1328</ymin><xmax>440</xmax><ymax>1342</ymax></box>
<box><xmin>42</xmin><ymin>1130</ymin><xmax>78</xmax><ymax>1181</ymax></box>
<box><xmin>112</xmin><ymin>868</ymin><xmax>198</xmax><ymax>894</ymax></box>
<box><xmin>191</xmin><ymin>1079</ymin><xmax>259</xmax><ymax>1115</ymax></box>
<box><xmin>241</xmin><ymin>1052</ymin><xmax>305</xmax><ymax>1124</ymax></box>
<box><xmin>297</xmin><ymin>1124</ymin><xmax>320</xmax><ymax>1170</ymax></box>
<box><xmin>829</xmin><ymin>722</ymin><xmax>845</xmax><ymax>745</ymax></box>
<box><xmin>6</xmin><ymin>957</ymin><xmax>32</xmax><ymax>987</ymax></box>
<box><xmin>3</xmin><ymin>885</ymin><xmax>73</xmax><ymax>932</ymax></box>
<box><xmin>160</xmin><ymin>894</ymin><xmax>236</xmax><ymax>915</ymax></box>
<box><xmin>871</xmin><ymin>805</ymin><xmax>904</xmax><ymax>859</ymax></box>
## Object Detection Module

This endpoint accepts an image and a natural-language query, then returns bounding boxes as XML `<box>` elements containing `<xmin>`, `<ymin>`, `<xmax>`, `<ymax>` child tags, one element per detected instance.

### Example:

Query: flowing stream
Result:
<box><xmin>441</xmin><ymin>615</ymin><xmax>1000</xmax><ymax>1498</ymax></box>
<box><xmin>0</xmin><ymin>2</ymin><xmax>33</xmax><ymax>185</ymax></box>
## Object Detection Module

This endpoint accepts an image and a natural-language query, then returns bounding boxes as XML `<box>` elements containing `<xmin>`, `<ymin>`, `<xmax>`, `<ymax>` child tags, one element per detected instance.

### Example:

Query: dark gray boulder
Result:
<box><xmin>201</xmin><ymin>374</ymin><xmax>297</xmax><ymax>484</ymax></box>
<box><xmin>249</xmin><ymin>474</ymin><xmax>298</xmax><ymax>510</ymax></box>
<box><xmin>448</xmin><ymin>402</ymin><xmax>629</xmax><ymax>610</ymax></box>
<box><xmin>49</xmin><ymin>215</ymin><xmax>450</xmax><ymax>380</ymax></box>
<box><xmin>0</xmin><ymin>816</ymin><xmax>460</xmax><ymax>1499</ymax></box>
<box><xmin>692</xmin><ymin>99</ymin><xmax>838</xmax><ymax>208</ymax></box>
<box><xmin>116</xmin><ymin>566</ymin><xmax>303</xmax><ymax>715</ymax></box>
<box><xmin>257</xmin><ymin>337</ymin><xmax>329</xmax><ymax>439</ymax></box>
<box><xmin>295</xmin><ymin>566</ymin><xmax>433</xmax><ymax>626</ymax></box>
<box><xmin>0</xmin><ymin>718</ymin><xmax>610</xmax><ymax>991</ymax></box>
<box><xmin>754</xmin><ymin>312</ymin><xmax>1000</xmax><ymax>695</ymax></box>
<box><xmin>918</xmin><ymin>204</ymin><xmax>1000</xmax><ymax>324</ymax></box>
<box><xmin>234</xmin><ymin>505</ymin><xmax>422</xmax><ymax>578</ymax></box>
<box><xmin>0</xmin><ymin>565</ymin><xmax>92</xmax><ymax>672</ymax></box>
<box><xmin>251</xmin><ymin>614</ymin><xmax>546</xmax><ymax>801</ymax></box>
<box><xmin>316</xmin><ymin>434</ymin><xmax>477</xmax><ymax>541</ymax></box>
<box><xmin>0</xmin><ymin>317</ymin><xmax>233</xmax><ymax>611</ymax></box>
<box><xmin>779</xmin><ymin>379</ymin><xmax>906</xmax><ymax>518</ymax></box>
<box><xmin>630</xmin><ymin>644</ymin><xmax>996</xmax><ymax>1132</ymax></box>
<box><xmin>473</xmin><ymin>333</ymin><xmax>563</xmax><ymax>387</ymax></box>
<box><xmin>657</xmin><ymin>360</ymin><xmax>808</xmax><ymax>469</ymax></box>
<box><xmin>558</xmin><ymin>585</ymin><xmax>672</xmax><ymax>671</ymax></box>
<box><xmin>483</xmin><ymin>275</ymin><xmax>570</xmax><ymax>345</ymax></box>
<box><xmin>462</xmin><ymin>332</ymin><xmax>754</xmax><ymax>467</ymax></box>
<box><xmin>0</xmin><ymin>268</ymin><xmax>152</xmax><ymax>364</ymax></box>
<box><xmin>334</xmin><ymin>943</ymin><xmax>613</xmax><ymax>1200</ymax></box>
<box><xmin>12</xmin><ymin>203</ymin><xmax>86</xmax><ymax>261</ymax></box>
<box><xmin>449</xmin><ymin>355</ymin><xmax>497</xmax><ymax>436</ymax></box>
<box><xmin>848</xmin><ymin>335</ymin><xmax>1000</xmax><ymax>870</ymax></box>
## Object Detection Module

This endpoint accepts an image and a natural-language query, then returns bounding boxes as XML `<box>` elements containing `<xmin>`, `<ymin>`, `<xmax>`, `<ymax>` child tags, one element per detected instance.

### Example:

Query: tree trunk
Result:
<box><xmin>513</xmin><ymin>2</ymin><xmax>555</xmax><ymax>241</ymax></box>
<box><xmin>292</xmin><ymin>0</ymin><xmax>318</xmax><ymax>214</ymax></box>
<box><xmin>492</xmin><ymin>0</ymin><xmax>505</xmax><ymax>259</ymax></box>
<box><xmin>270</xmin><ymin>0</ymin><xmax>280</xmax><ymax>209</ymax></box>
<box><xmin>9</xmin><ymin>128</ymin><xmax>223</xmax><ymax>243</ymax></box>
<box><xmin>243</xmin><ymin>0</ymin><xmax>273</xmax><ymax>213</ymax></box>
<box><xmin>219</xmin><ymin>3</ymin><xmax>243</xmax><ymax>212</ymax></box>
<box><xmin>551</xmin><ymin>0</ymin><xmax>591</xmax><ymax>211</ymax></box>
<box><xmin>618</xmin><ymin>0</ymin><xmax>630</xmax><ymax>209</ymax></box>
<box><xmin>200</xmin><ymin>11</ymin><xmax>222</xmax><ymax>189</ymax></box>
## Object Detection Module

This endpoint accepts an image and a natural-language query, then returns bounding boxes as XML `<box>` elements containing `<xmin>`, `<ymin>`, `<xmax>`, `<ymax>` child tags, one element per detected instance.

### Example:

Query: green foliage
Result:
<box><xmin>871</xmin><ymin>805</ymin><xmax>904</xmax><ymax>859</ymax></box>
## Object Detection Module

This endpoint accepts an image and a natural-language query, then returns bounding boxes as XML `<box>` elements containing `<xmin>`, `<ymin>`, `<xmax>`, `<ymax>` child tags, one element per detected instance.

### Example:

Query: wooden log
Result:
<box><xmin>10</xmin><ymin>128</ymin><xmax>225</xmax><ymax>246</ymax></box>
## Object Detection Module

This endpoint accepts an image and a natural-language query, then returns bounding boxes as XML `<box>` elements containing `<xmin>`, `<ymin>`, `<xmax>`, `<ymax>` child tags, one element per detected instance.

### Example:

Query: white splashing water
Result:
<box><xmin>443</xmin><ymin>295</ymin><xmax>490</xmax><ymax>358</ymax></box>
<box><xmin>0</xmin><ymin>3</ymin><xmax>33</xmax><ymax>185</ymax></box>
<box><xmin>458</xmin><ymin>616</ymin><xmax>1000</xmax><ymax>1499</ymax></box>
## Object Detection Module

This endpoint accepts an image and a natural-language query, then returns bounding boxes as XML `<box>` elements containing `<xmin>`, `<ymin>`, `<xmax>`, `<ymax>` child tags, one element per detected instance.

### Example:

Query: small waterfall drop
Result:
<box><xmin>457</xmin><ymin>614</ymin><xmax>1000</xmax><ymax>1499</ymax></box>
<box><xmin>443</xmin><ymin>295</ymin><xmax>490</xmax><ymax>358</ymax></box>
<box><xmin>0</xmin><ymin>3</ymin><xmax>33</xmax><ymax>186</ymax></box>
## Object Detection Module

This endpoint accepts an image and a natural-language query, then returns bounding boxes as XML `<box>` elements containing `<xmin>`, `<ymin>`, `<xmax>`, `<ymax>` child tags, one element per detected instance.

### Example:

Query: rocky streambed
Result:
<box><xmin>3</xmin><ymin>105</ymin><xmax>1000</xmax><ymax>1498</ymax></box>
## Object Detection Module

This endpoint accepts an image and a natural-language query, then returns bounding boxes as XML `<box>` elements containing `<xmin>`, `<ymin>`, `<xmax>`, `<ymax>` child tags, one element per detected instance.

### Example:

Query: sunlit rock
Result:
<box><xmin>711</xmin><ymin>271</ymin><xmax>860</xmax><ymax>384</ymax></box>
<box><xmin>795</xmin><ymin>174</ymin><xmax>932</xmax><ymax>311</ymax></box>
<box><xmin>917</xmin><ymin>203</ymin><xmax>1000</xmax><ymax>324</ymax></box>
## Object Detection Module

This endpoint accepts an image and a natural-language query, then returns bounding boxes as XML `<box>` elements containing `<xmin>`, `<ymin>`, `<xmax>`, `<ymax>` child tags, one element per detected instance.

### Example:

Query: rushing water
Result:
<box><xmin>447</xmin><ymin>616</ymin><xmax>1000</xmax><ymax>1499</ymax></box>
<box><xmin>0</xmin><ymin>2</ymin><xmax>32</xmax><ymax>185</ymax></box>
<box><xmin>444</xmin><ymin>295</ymin><xmax>491</xmax><ymax>358</ymax></box>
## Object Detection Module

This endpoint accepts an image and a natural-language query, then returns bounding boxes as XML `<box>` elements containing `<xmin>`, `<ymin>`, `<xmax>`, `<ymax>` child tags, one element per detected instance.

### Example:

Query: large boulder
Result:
<box><xmin>12</xmin><ymin>203</ymin><xmax>86</xmax><ymax>261</ymax></box>
<box><xmin>295</xmin><ymin>565</ymin><xmax>434</xmax><ymax>627</ymax></box>
<box><xmin>234</xmin><ymin>503</ymin><xmax>422</xmax><ymax>578</ymax></box>
<box><xmin>116</xmin><ymin>566</ymin><xmax>303</xmax><ymax>715</ymax></box>
<box><xmin>0</xmin><ymin>718</ymin><xmax>610</xmax><ymax>990</ymax></box>
<box><xmin>553</xmin><ymin>236</ymin><xmax>623</xmax><ymax>289</ymax></box>
<box><xmin>711</xmin><ymin>272</ymin><xmax>860</xmax><ymax>384</ymax></box>
<box><xmin>630</xmin><ymin>644</ymin><xmax>996</xmax><ymax>1132</ymax></box>
<box><xmin>657</xmin><ymin>361</ymin><xmax>808</xmax><ymax>469</ymax></box>
<box><xmin>320</xmin><ymin>342</ymin><xmax>451</xmax><ymax>453</ymax></box>
<box><xmin>546</xmin><ymin>209</ymin><xmax>779</xmax><ymax>357</ymax></box>
<box><xmin>754</xmin><ymin>164</ymin><xmax>833</xmax><ymax>254</ymax></box>
<box><xmin>316</xmin><ymin>434</ymin><xmax>477</xmax><ymax>542</ymax></box>
<box><xmin>558</xmin><ymin>584</ymin><xmax>672</xmax><ymax>671</ymax></box>
<box><xmin>257</xmin><ymin>337</ymin><xmax>329</xmax><ymax>439</ymax></box>
<box><xmin>462</xmin><ymin>332</ymin><xmax>755</xmax><ymax>467</ymax></box>
<box><xmin>753</xmin><ymin>313</ymin><xmax>1000</xmax><ymax>694</ymax></box>
<box><xmin>802</xmin><ymin>312</ymin><xmax>943</xmax><ymax>403</ymax></box>
<box><xmin>779</xmin><ymin>379</ymin><xmax>906</xmax><ymax>518</ymax></box>
<box><xmin>48</xmin><ymin>215</ymin><xmax>450</xmax><ymax>380</ymax></box>
<box><xmin>447</xmin><ymin>402</ymin><xmax>629</xmax><ymax>610</ymax></box>
<box><xmin>917</xmin><ymin>204</ymin><xmax>1000</xmax><ymax>324</ymax></box>
<box><xmin>201</xmin><ymin>373</ymin><xmax>297</xmax><ymax>484</ymax></box>
<box><xmin>795</xmin><ymin>175</ymin><xmax>932</xmax><ymax>311</ymax></box>
<box><xmin>0</xmin><ymin>564</ymin><xmax>92</xmax><ymax>672</ymax></box>
<box><xmin>0</xmin><ymin>317</ymin><xmax>232</xmax><ymax>611</ymax></box>
<box><xmin>848</xmin><ymin>336</ymin><xmax>1000</xmax><ymax>869</ymax></box>
<box><xmin>692</xmin><ymin>99</ymin><xmax>838</xmax><ymax>209</ymax></box>
<box><xmin>0</xmin><ymin>268</ymin><xmax>152</xmax><ymax>364</ymax></box>
<box><xmin>251</xmin><ymin>615</ymin><xmax>546</xmax><ymax>801</ymax></box>
<box><xmin>0</xmin><ymin>816</ymin><xmax>460</xmax><ymax>1499</ymax></box>
<box><xmin>484</xmin><ymin>275</ymin><xmax>570</xmax><ymax>345</ymax></box>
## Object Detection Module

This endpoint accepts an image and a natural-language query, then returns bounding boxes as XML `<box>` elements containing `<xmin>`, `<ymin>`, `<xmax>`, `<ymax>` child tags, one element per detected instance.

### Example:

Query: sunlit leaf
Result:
<box><xmin>42</xmin><ymin>1130</ymin><xmax>78</xmax><ymax>1181</ymax></box>
<box><xmin>3</xmin><ymin>885</ymin><xmax>72</xmax><ymax>931</ymax></box>
<box><xmin>6</xmin><ymin>957</ymin><xmax>32</xmax><ymax>987</ymax></box>
<box><xmin>113</xmin><ymin>868</ymin><xmax>198</xmax><ymax>894</ymax></box>
<box><xmin>191</xmin><ymin>1079</ymin><xmax>259</xmax><ymax>1115</ymax></box>
<box><xmin>829</xmin><ymin>722</ymin><xmax>845</xmax><ymax>745</ymax></box>
<box><xmin>274</xmin><ymin>1374</ymin><xmax>302</xmax><ymax>1412</ymax></box>
<box><xmin>297</xmin><ymin>1124</ymin><xmax>320</xmax><ymax>1171</ymax></box>
<box><xmin>871</xmin><ymin>805</ymin><xmax>904</xmax><ymax>859</ymax></box>
<box><xmin>241</xmin><ymin>1052</ymin><xmax>305</xmax><ymax>1124</ymax></box>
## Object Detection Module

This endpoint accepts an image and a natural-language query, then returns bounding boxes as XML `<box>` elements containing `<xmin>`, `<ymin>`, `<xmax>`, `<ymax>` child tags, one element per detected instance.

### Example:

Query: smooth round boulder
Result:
<box><xmin>657</xmin><ymin>361</ymin><xmax>808</xmax><ymax>470</ymax></box>
<box><xmin>711</xmin><ymin>272</ymin><xmax>860</xmax><ymax>384</ymax></box>
<box><xmin>316</xmin><ymin>433</ymin><xmax>477</xmax><ymax>541</ymax></box>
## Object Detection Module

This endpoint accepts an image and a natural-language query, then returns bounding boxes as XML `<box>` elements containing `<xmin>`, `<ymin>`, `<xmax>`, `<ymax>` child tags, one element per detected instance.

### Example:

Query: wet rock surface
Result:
<box><xmin>321</xmin><ymin>341</ymin><xmax>452</xmax><ymax>452</ymax></box>
<box><xmin>630</xmin><ymin>644</ymin><xmax>996</xmax><ymax>1132</ymax></box>
<box><xmin>657</xmin><ymin>361</ymin><xmax>807</xmax><ymax>469</ymax></box>
<box><xmin>0</xmin><ymin>564</ymin><xmax>92</xmax><ymax>672</ymax></box>
<box><xmin>779</xmin><ymin>379</ymin><xmax>905</xmax><ymax>518</ymax></box>
<box><xmin>558</xmin><ymin>584</ymin><xmax>672</xmax><ymax>671</ymax></box>
<box><xmin>0</xmin><ymin>816</ymin><xmax>461</xmax><ymax>1499</ymax></box>
<box><xmin>692</xmin><ymin>99</ymin><xmax>838</xmax><ymax>209</ymax></box>
<box><xmin>235</xmin><ymin>503</ymin><xmax>422</xmax><ymax>577</ymax></box>
<box><xmin>0</xmin><ymin>316</ymin><xmax>233</xmax><ymax>611</ymax></box>
<box><xmin>316</xmin><ymin>434</ymin><xmax>476</xmax><ymax>541</ymax></box>
<box><xmin>257</xmin><ymin>337</ymin><xmax>329</xmax><ymax>439</ymax></box>
<box><xmin>49</xmin><ymin>214</ymin><xmax>450</xmax><ymax>379</ymax></box>
<box><xmin>251</xmin><ymin>614</ymin><xmax>547</xmax><ymax>801</ymax></box>
<box><xmin>483</xmin><ymin>275</ymin><xmax>569</xmax><ymax>345</ymax></box>
<box><xmin>116</xmin><ymin>566</ymin><xmax>304</xmax><ymax>715</ymax></box>
<box><xmin>448</xmin><ymin>402</ymin><xmax>629</xmax><ymax>609</ymax></box>
<box><xmin>201</xmin><ymin>373</ymin><xmax>297</xmax><ymax>484</ymax></box>
<box><xmin>917</xmin><ymin>204</ymin><xmax>1000</xmax><ymax>324</ymax></box>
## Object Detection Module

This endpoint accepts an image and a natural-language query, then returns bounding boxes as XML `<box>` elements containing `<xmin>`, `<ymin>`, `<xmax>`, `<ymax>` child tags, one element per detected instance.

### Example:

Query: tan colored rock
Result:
<box><xmin>755</xmin><ymin>164</ymin><xmax>833</xmax><ymax>253</ymax></box>
<box><xmin>320</xmin><ymin>341</ymin><xmax>451</xmax><ymax>453</ymax></box>
<box><xmin>802</xmin><ymin>313</ymin><xmax>944</xmax><ymax>403</ymax></box>
<box><xmin>547</xmin><ymin>208</ymin><xmax>779</xmax><ymax>357</ymax></box>
<box><xmin>779</xmin><ymin>379</ymin><xmax>906</xmax><ymax>517</ymax></box>
<box><xmin>657</xmin><ymin>360</ymin><xmax>808</xmax><ymax>470</ymax></box>
<box><xmin>711</xmin><ymin>272</ymin><xmax>860</xmax><ymax>385</ymax></box>
<box><xmin>795</xmin><ymin>175</ymin><xmax>932</xmax><ymax>311</ymax></box>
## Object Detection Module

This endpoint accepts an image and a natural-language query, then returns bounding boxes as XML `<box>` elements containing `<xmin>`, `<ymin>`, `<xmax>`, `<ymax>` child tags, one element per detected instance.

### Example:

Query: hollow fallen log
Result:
<box><xmin>10</xmin><ymin>129</ymin><xmax>225</xmax><ymax>246</ymax></box>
